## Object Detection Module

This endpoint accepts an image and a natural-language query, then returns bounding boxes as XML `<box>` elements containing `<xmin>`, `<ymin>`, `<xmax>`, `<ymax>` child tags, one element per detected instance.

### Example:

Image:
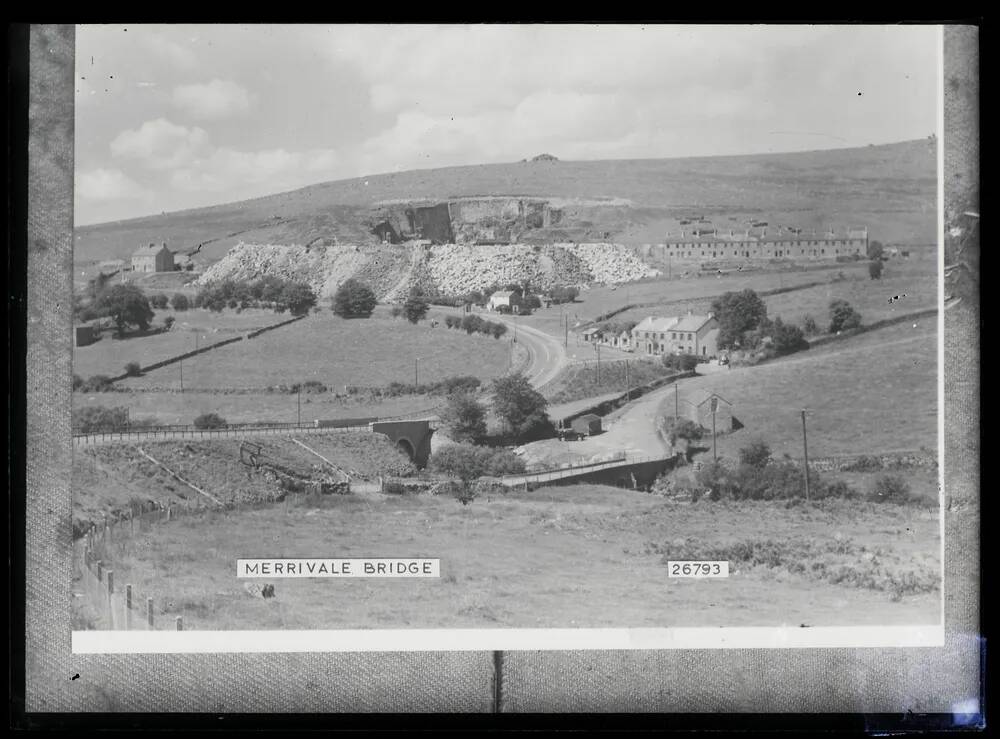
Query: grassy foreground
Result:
<box><xmin>74</xmin><ymin>483</ymin><xmax>940</xmax><ymax>631</ymax></box>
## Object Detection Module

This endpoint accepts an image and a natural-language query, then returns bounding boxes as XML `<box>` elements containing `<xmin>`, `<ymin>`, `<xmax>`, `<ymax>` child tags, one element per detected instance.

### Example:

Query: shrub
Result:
<box><xmin>461</xmin><ymin>314</ymin><xmax>484</xmax><ymax>335</ymax></box>
<box><xmin>73</xmin><ymin>405</ymin><xmax>129</xmax><ymax>433</ymax></box>
<box><xmin>668</xmin><ymin>418</ymin><xmax>704</xmax><ymax>446</ymax></box>
<box><xmin>430</xmin><ymin>443</ymin><xmax>526</xmax><ymax>481</ymax></box>
<box><xmin>193</xmin><ymin>412</ymin><xmax>227</xmax><ymax>429</ymax></box>
<box><xmin>842</xmin><ymin>455</ymin><xmax>884</xmax><ymax>472</ymax></box>
<box><xmin>278</xmin><ymin>282</ymin><xmax>317</xmax><ymax>317</ymax></box>
<box><xmin>439</xmin><ymin>392</ymin><xmax>487</xmax><ymax>443</ymax></box>
<box><xmin>802</xmin><ymin>315</ymin><xmax>819</xmax><ymax>335</ymax></box>
<box><xmin>769</xmin><ymin>317</ymin><xmax>809</xmax><ymax>356</ymax></box>
<box><xmin>170</xmin><ymin>293</ymin><xmax>190</xmax><ymax>311</ymax></box>
<box><xmin>662</xmin><ymin>353</ymin><xmax>699</xmax><ymax>372</ymax></box>
<box><xmin>389</xmin><ymin>305</ymin><xmax>403</xmax><ymax>319</ymax></box>
<box><xmin>123</xmin><ymin>361</ymin><xmax>142</xmax><ymax>377</ymax></box>
<box><xmin>829</xmin><ymin>299</ymin><xmax>862</xmax><ymax>333</ymax></box>
<box><xmin>331</xmin><ymin>278</ymin><xmax>377</xmax><ymax>318</ymax></box>
<box><xmin>383</xmin><ymin>481</ymin><xmax>408</xmax><ymax>495</ymax></box>
<box><xmin>739</xmin><ymin>439</ymin><xmax>772</xmax><ymax>468</ymax></box>
<box><xmin>867</xmin><ymin>240</ymin><xmax>884</xmax><ymax>261</ymax></box>
<box><xmin>72</xmin><ymin>374</ymin><xmax>83</xmax><ymax>391</ymax></box>
<box><xmin>549</xmin><ymin>285</ymin><xmax>579</xmax><ymax>304</ymax></box>
<box><xmin>868</xmin><ymin>474</ymin><xmax>912</xmax><ymax>504</ymax></box>
<box><xmin>80</xmin><ymin>375</ymin><xmax>114</xmax><ymax>392</ymax></box>
<box><xmin>150</xmin><ymin>293</ymin><xmax>169</xmax><ymax>309</ymax></box>
<box><xmin>444</xmin><ymin>315</ymin><xmax>460</xmax><ymax>329</ymax></box>
<box><xmin>869</xmin><ymin>259</ymin><xmax>884</xmax><ymax>280</ymax></box>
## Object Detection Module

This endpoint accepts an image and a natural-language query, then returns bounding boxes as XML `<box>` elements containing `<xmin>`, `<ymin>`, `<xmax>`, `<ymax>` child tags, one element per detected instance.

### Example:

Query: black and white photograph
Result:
<box><xmin>61</xmin><ymin>24</ymin><xmax>957</xmax><ymax>650</ymax></box>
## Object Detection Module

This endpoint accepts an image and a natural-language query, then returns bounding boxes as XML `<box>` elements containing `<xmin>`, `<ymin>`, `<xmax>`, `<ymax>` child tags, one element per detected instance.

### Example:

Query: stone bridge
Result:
<box><xmin>370</xmin><ymin>420</ymin><xmax>435</xmax><ymax>469</ymax></box>
<box><xmin>499</xmin><ymin>455</ymin><xmax>677</xmax><ymax>491</ymax></box>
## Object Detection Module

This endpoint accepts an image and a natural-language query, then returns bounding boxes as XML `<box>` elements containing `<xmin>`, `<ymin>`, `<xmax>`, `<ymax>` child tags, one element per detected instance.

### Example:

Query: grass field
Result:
<box><xmin>72</xmin><ymin>390</ymin><xmax>441</xmax><ymax>427</ymax></box>
<box><xmin>665</xmin><ymin>319</ymin><xmax>938</xmax><ymax>460</ymax></box>
<box><xmin>110</xmin><ymin>312</ymin><xmax>509</xmax><ymax>391</ymax></box>
<box><xmin>74</xmin><ymin>483</ymin><xmax>940</xmax><ymax>630</ymax></box>
<box><xmin>73</xmin><ymin>308</ymin><xmax>297</xmax><ymax>379</ymax></box>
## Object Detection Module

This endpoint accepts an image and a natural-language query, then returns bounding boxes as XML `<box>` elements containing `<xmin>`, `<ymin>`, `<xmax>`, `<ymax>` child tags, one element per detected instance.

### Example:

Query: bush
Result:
<box><xmin>150</xmin><ymin>293</ymin><xmax>169</xmax><ymax>309</ymax></box>
<box><xmin>72</xmin><ymin>374</ymin><xmax>83</xmax><ymax>391</ymax></box>
<box><xmin>389</xmin><ymin>305</ymin><xmax>403</xmax><ymax>319</ymax></box>
<box><xmin>867</xmin><ymin>474</ymin><xmax>912</xmax><ymax>503</ymax></box>
<box><xmin>331</xmin><ymin>278</ymin><xmax>377</xmax><ymax>318</ymax></box>
<box><xmin>170</xmin><ymin>293</ymin><xmax>190</xmax><ymax>311</ymax></box>
<box><xmin>429</xmin><ymin>443</ymin><xmax>525</xmax><ymax>481</ymax></box>
<box><xmin>73</xmin><ymin>405</ymin><xmax>129</xmax><ymax>433</ymax></box>
<box><xmin>802</xmin><ymin>315</ymin><xmax>819</xmax><ymax>335</ymax></box>
<box><xmin>829</xmin><ymin>299</ymin><xmax>862</xmax><ymax>333</ymax></box>
<box><xmin>549</xmin><ymin>285</ymin><xmax>579</xmax><ymax>304</ymax></box>
<box><xmin>668</xmin><ymin>418</ymin><xmax>704</xmax><ymax>446</ymax></box>
<box><xmin>193</xmin><ymin>412</ymin><xmax>227</xmax><ymax>430</ymax></box>
<box><xmin>739</xmin><ymin>439</ymin><xmax>772</xmax><ymax>468</ymax></box>
<box><xmin>123</xmin><ymin>361</ymin><xmax>142</xmax><ymax>377</ymax></box>
<box><xmin>662</xmin><ymin>353</ymin><xmax>699</xmax><ymax>372</ymax></box>
<box><xmin>403</xmin><ymin>291</ymin><xmax>430</xmax><ymax>324</ymax></box>
<box><xmin>461</xmin><ymin>314</ymin><xmax>485</xmax><ymax>335</ymax></box>
<box><xmin>79</xmin><ymin>375</ymin><xmax>114</xmax><ymax>392</ymax></box>
<box><xmin>867</xmin><ymin>240</ymin><xmax>884</xmax><ymax>261</ymax></box>
<box><xmin>491</xmin><ymin>373</ymin><xmax>551</xmax><ymax>441</ymax></box>
<box><xmin>439</xmin><ymin>391</ymin><xmax>487</xmax><ymax>443</ymax></box>
<box><xmin>842</xmin><ymin>455</ymin><xmax>884</xmax><ymax>472</ymax></box>
<box><xmin>769</xmin><ymin>317</ymin><xmax>809</xmax><ymax>356</ymax></box>
<box><xmin>869</xmin><ymin>259</ymin><xmax>884</xmax><ymax>280</ymax></box>
<box><xmin>444</xmin><ymin>315</ymin><xmax>460</xmax><ymax>329</ymax></box>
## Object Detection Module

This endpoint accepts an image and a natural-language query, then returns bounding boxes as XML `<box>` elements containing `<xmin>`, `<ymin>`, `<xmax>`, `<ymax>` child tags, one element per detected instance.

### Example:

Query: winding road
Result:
<box><xmin>489</xmin><ymin>314</ymin><xmax>568</xmax><ymax>390</ymax></box>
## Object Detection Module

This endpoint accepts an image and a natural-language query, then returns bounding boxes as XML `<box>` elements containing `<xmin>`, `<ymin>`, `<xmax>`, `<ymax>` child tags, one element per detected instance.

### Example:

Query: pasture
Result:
<box><xmin>665</xmin><ymin>319</ymin><xmax>939</xmax><ymax>460</ymax></box>
<box><xmin>111</xmin><ymin>312</ymin><xmax>510</xmax><ymax>392</ymax></box>
<box><xmin>75</xmin><ymin>483</ymin><xmax>940</xmax><ymax>631</ymax></box>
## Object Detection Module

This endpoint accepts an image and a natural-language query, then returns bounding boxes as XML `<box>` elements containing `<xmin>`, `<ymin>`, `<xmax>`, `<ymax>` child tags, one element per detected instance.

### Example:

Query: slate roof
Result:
<box><xmin>672</xmin><ymin>314</ymin><xmax>716</xmax><ymax>333</ymax></box>
<box><xmin>632</xmin><ymin>316</ymin><xmax>679</xmax><ymax>333</ymax></box>
<box><xmin>132</xmin><ymin>243</ymin><xmax>170</xmax><ymax>257</ymax></box>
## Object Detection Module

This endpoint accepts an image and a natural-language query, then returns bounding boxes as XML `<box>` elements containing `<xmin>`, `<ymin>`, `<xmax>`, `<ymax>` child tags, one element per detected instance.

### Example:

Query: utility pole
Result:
<box><xmin>801</xmin><ymin>409</ymin><xmax>811</xmax><ymax>501</ymax></box>
<box><xmin>414</xmin><ymin>357</ymin><xmax>420</xmax><ymax>386</ymax></box>
<box><xmin>297</xmin><ymin>389</ymin><xmax>302</xmax><ymax>426</ymax></box>
<box><xmin>595</xmin><ymin>343</ymin><xmax>601</xmax><ymax>384</ymax></box>
<box><xmin>674</xmin><ymin>383</ymin><xmax>679</xmax><ymax>419</ymax></box>
<box><xmin>710</xmin><ymin>396</ymin><xmax>718</xmax><ymax>462</ymax></box>
<box><xmin>625</xmin><ymin>360</ymin><xmax>630</xmax><ymax>401</ymax></box>
<box><xmin>179</xmin><ymin>360</ymin><xmax>183</xmax><ymax>392</ymax></box>
<box><xmin>564</xmin><ymin>314</ymin><xmax>568</xmax><ymax>348</ymax></box>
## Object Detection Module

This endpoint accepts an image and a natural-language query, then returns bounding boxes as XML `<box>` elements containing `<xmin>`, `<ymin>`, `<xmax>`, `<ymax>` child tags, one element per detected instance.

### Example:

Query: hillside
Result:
<box><xmin>75</xmin><ymin>139</ymin><xmax>937</xmax><ymax>274</ymax></box>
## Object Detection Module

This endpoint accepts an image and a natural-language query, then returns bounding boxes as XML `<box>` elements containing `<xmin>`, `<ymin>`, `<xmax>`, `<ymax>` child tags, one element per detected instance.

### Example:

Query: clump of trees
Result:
<box><xmin>150</xmin><ymin>293</ymin><xmax>169</xmax><ymax>309</ymax></box>
<box><xmin>711</xmin><ymin>289</ymin><xmax>768</xmax><ymax>349</ymax></box>
<box><xmin>429</xmin><ymin>443</ymin><xmax>526</xmax><ymax>480</ymax></box>
<box><xmin>549</xmin><ymin>285</ymin><xmax>579</xmax><ymax>304</ymax></box>
<box><xmin>73</xmin><ymin>405</ymin><xmax>129</xmax><ymax>433</ymax></box>
<box><xmin>331</xmin><ymin>278</ymin><xmax>377</xmax><ymax>318</ymax></box>
<box><xmin>829</xmin><ymin>299</ymin><xmax>863</xmax><ymax>333</ymax></box>
<box><xmin>662</xmin><ymin>353</ymin><xmax>701</xmax><ymax>372</ymax></box>
<box><xmin>196</xmin><ymin>277</ymin><xmax>316</xmax><ymax>316</ymax></box>
<box><xmin>867</xmin><ymin>240</ymin><xmax>884</xmax><ymax>261</ymax></box>
<box><xmin>491</xmin><ymin>372</ymin><xmax>551</xmax><ymax>441</ymax></box>
<box><xmin>442</xmin><ymin>314</ymin><xmax>508</xmax><ymax>339</ymax></box>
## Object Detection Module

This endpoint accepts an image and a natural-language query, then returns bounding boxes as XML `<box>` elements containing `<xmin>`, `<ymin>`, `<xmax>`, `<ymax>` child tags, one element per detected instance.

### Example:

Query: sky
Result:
<box><xmin>74</xmin><ymin>24</ymin><xmax>940</xmax><ymax>226</ymax></box>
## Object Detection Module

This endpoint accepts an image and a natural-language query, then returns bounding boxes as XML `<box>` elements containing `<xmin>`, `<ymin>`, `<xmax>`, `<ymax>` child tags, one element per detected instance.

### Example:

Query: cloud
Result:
<box><xmin>170</xmin><ymin>146</ymin><xmax>341</xmax><ymax>196</ymax></box>
<box><xmin>147</xmin><ymin>33</ymin><xmax>199</xmax><ymax>70</ymax></box>
<box><xmin>76</xmin><ymin>168</ymin><xmax>150</xmax><ymax>201</ymax></box>
<box><xmin>172</xmin><ymin>78</ymin><xmax>253</xmax><ymax>120</ymax></box>
<box><xmin>110</xmin><ymin>118</ymin><xmax>210</xmax><ymax>170</ymax></box>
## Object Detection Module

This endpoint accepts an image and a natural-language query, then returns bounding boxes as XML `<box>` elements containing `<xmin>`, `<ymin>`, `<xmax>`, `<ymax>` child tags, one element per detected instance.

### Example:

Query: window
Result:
<box><xmin>702</xmin><ymin>346</ymin><xmax>707</xmax><ymax>355</ymax></box>
<box><xmin>660</xmin><ymin>333</ymin><xmax>664</xmax><ymax>340</ymax></box>
<box><xmin>688</xmin><ymin>333</ymin><xmax>693</xmax><ymax>340</ymax></box>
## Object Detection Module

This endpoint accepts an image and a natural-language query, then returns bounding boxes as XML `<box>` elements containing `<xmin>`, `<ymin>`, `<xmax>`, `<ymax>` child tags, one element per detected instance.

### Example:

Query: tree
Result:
<box><xmin>867</xmin><ymin>240</ymin><xmax>884</xmax><ymax>261</ymax></box>
<box><xmin>170</xmin><ymin>292</ymin><xmax>190</xmax><ymax>311</ymax></box>
<box><xmin>523</xmin><ymin>293</ymin><xmax>542</xmax><ymax>310</ymax></box>
<box><xmin>73</xmin><ymin>406</ymin><xmax>129</xmax><ymax>433</ymax></box>
<box><xmin>331</xmin><ymin>278</ymin><xmax>377</xmax><ymax>318</ymax></box>
<box><xmin>869</xmin><ymin>259</ymin><xmax>884</xmax><ymax>280</ymax></box>
<box><xmin>430</xmin><ymin>443</ymin><xmax>525</xmax><ymax>481</ymax></box>
<box><xmin>163</xmin><ymin>316</ymin><xmax>176</xmax><ymax>331</ymax></box>
<box><xmin>280</xmin><ymin>282</ymin><xmax>317</xmax><ymax>317</ymax></box>
<box><xmin>802</xmin><ymin>315</ymin><xmax>819</xmax><ymax>335</ymax></box>
<box><xmin>403</xmin><ymin>291</ymin><xmax>430</xmax><ymax>324</ymax></box>
<box><xmin>465</xmin><ymin>290</ymin><xmax>486</xmax><ymax>306</ymax></box>
<box><xmin>710</xmin><ymin>289</ymin><xmax>768</xmax><ymax>349</ymax></box>
<box><xmin>491</xmin><ymin>372</ymin><xmax>550</xmax><ymax>439</ymax></box>
<box><xmin>124</xmin><ymin>361</ymin><xmax>142</xmax><ymax>377</ymax></box>
<box><xmin>95</xmin><ymin>284</ymin><xmax>154</xmax><ymax>335</ymax></box>
<box><xmin>439</xmin><ymin>391</ymin><xmax>487</xmax><ymax>443</ymax></box>
<box><xmin>829</xmin><ymin>299</ymin><xmax>862</xmax><ymax>333</ymax></box>
<box><xmin>739</xmin><ymin>439</ymin><xmax>772</xmax><ymax>469</ymax></box>
<box><xmin>150</xmin><ymin>293</ymin><xmax>169</xmax><ymax>309</ymax></box>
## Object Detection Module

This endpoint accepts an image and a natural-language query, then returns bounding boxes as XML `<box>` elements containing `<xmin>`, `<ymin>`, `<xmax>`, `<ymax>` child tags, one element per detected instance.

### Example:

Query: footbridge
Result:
<box><xmin>496</xmin><ymin>453</ymin><xmax>677</xmax><ymax>491</ymax></box>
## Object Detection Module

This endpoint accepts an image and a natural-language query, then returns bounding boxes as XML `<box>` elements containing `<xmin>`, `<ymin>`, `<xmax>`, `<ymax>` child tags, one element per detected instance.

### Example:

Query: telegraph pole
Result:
<box><xmin>625</xmin><ymin>360</ymin><xmax>630</xmax><ymax>401</ymax></box>
<box><xmin>564</xmin><ymin>314</ymin><xmax>568</xmax><ymax>348</ymax></box>
<box><xmin>414</xmin><ymin>357</ymin><xmax>420</xmax><ymax>386</ymax></box>
<box><xmin>179</xmin><ymin>360</ymin><xmax>183</xmax><ymax>392</ymax></box>
<box><xmin>801</xmin><ymin>409</ymin><xmax>811</xmax><ymax>501</ymax></box>
<box><xmin>711</xmin><ymin>397</ymin><xmax>718</xmax><ymax>462</ymax></box>
<box><xmin>674</xmin><ymin>383</ymin><xmax>679</xmax><ymax>419</ymax></box>
<box><xmin>297</xmin><ymin>389</ymin><xmax>302</xmax><ymax>426</ymax></box>
<box><xmin>595</xmin><ymin>343</ymin><xmax>601</xmax><ymax>384</ymax></box>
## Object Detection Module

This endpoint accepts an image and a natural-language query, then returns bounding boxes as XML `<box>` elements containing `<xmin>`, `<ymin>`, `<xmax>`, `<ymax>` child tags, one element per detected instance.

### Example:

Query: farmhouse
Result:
<box><xmin>668</xmin><ymin>312</ymin><xmax>720</xmax><ymax>358</ymax></box>
<box><xmin>487</xmin><ymin>290</ymin><xmax>520</xmax><ymax>313</ymax></box>
<box><xmin>131</xmin><ymin>242</ymin><xmax>174</xmax><ymax>273</ymax></box>
<box><xmin>631</xmin><ymin>316</ymin><xmax>680</xmax><ymax>355</ymax></box>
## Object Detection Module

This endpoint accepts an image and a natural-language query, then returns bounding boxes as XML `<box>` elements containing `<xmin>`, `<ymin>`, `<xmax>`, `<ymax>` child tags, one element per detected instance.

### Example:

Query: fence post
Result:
<box><xmin>176</xmin><ymin>616</ymin><xmax>183</xmax><ymax>631</ymax></box>
<box><xmin>106</xmin><ymin>570</ymin><xmax>115</xmax><ymax>629</ymax></box>
<box><xmin>147</xmin><ymin>597</ymin><xmax>154</xmax><ymax>628</ymax></box>
<box><xmin>130</xmin><ymin>508</ymin><xmax>135</xmax><ymax>536</ymax></box>
<box><xmin>96</xmin><ymin>560</ymin><xmax>104</xmax><ymax>582</ymax></box>
<box><xmin>125</xmin><ymin>584</ymin><xmax>132</xmax><ymax>630</ymax></box>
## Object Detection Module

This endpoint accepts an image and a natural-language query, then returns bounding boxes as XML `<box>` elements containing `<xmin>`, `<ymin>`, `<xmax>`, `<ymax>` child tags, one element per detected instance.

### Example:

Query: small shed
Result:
<box><xmin>690</xmin><ymin>392</ymin><xmax>733</xmax><ymax>431</ymax></box>
<box><xmin>75</xmin><ymin>325</ymin><xmax>98</xmax><ymax>347</ymax></box>
<box><xmin>570</xmin><ymin>414</ymin><xmax>602</xmax><ymax>436</ymax></box>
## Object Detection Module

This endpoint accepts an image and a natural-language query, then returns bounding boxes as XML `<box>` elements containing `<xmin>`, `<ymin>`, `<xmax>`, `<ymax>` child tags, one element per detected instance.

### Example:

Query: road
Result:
<box><xmin>489</xmin><ymin>313</ymin><xmax>568</xmax><ymax>390</ymax></box>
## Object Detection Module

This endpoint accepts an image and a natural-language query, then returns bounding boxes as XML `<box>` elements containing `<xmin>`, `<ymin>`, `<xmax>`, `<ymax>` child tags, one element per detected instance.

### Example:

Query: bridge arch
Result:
<box><xmin>370</xmin><ymin>420</ymin><xmax>434</xmax><ymax>469</ymax></box>
<box><xmin>396</xmin><ymin>437</ymin><xmax>415</xmax><ymax>461</ymax></box>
